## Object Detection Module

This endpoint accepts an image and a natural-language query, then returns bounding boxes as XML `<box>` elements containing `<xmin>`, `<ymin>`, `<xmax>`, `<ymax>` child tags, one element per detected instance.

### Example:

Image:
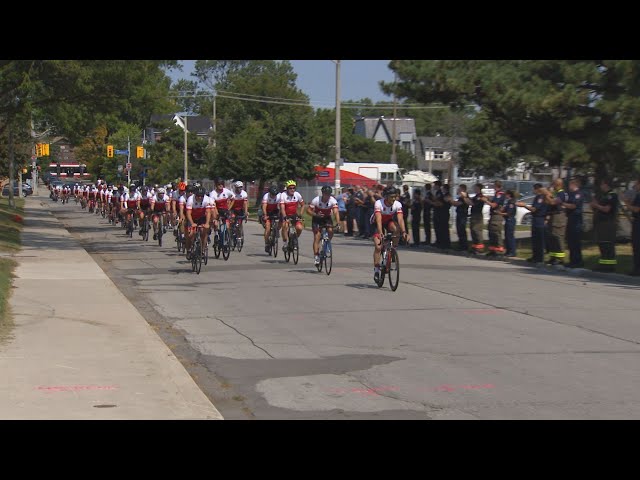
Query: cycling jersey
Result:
<box><xmin>370</xmin><ymin>199</ymin><xmax>403</xmax><ymax>225</ymax></box>
<box><xmin>309</xmin><ymin>195</ymin><xmax>338</xmax><ymax>216</ymax></box>
<box><xmin>186</xmin><ymin>195</ymin><xmax>213</xmax><ymax>220</ymax></box>
<box><xmin>209</xmin><ymin>188</ymin><xmax>235</xmax><ymax>210</ymax></box>
<box><xmin>279</xmin><ymin>191</ymin><xmax>304</xmax><ymax>217</ymax></box>
<box><xmin>151</xmin><ymin>193</ymin><xmax>170</xmax><ymax>212</ymax></box>
<box><xmin>232</xmin><ymin>189</ymin><xmax>248</xmax><ymax>212</ymax></box>
<box><xmin>262</xmin><ymin>192</ymin><xmax>281</xmax><ymax>214</ymax></box>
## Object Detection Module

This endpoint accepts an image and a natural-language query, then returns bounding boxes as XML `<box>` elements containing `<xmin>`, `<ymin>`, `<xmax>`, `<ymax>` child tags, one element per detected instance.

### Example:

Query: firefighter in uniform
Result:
<box><xmin>484</xmin><ymin>180</ymin><xmax>505</xmax><ymax>258</ymax></box>
<box><xmin>547</xmin><ymin>178</ymin><xmax>569</xmax><ymax>265</ymax></box>
<box><xmin>517</xmin><ymin>183</ymin><xmax>548</xmax><ymax>265</ymax></box>
<box><xmin>450</xmin><ymin>184</ymin><xmax>469</xmax><ymax>251</ymax></box>
<box><xmin>469</xmin><ymin>183</ymin><xmax>485</xmax><ymax>254</ymax></box>
<box><xmin>502</xmin><ymin>190</ymin><xmax>517</xmax><ymax>257</ymax></box>
<box><xmin>590</xmin><ymin>178</ymin><xmax>618</xmax><ymax>272</ymax></box>
<box><xmin>622</xmin><ymin>177</ymin><xmax>640</xmax><ymax>276</ymax></box>
<box><xmin>562</xmin><ymin>178</ymin><xmax>584</xmax><ymax>268</ymax></box>
<box><xmin>422</xmin><ymin>183</ymin><xmax>434</xmax><ymax>245</ymax></box>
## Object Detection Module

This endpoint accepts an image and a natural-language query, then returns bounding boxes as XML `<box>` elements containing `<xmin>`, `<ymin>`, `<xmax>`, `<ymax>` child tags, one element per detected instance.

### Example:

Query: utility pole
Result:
<box><xmin>8</xmin><ymin>128</ymin><xmax>15</xmax><ymax>208</ymax></box>
<box><xmin>391</xmin><ymin>72</ymin><xmax>397</xmax><ymax>164</ymax></box>
<box><xmin>184</xmin><ymin>116</ymin><xmax>188</xmax><ymax>183</ymax></box>
<box><xmin>212</xmin><ymin>94</ymin><xmax>217</xmax><ymax>148</ymax></box>
<box><xmin>142</xmin><ymin>129</ymin><xmax>147</xmax><ymax>187</ymax></box>
<box><xmin>333</xmin><ymin>60</ymin><xmax>341</xmax><ymax>192</ymax></box>
<box><xmin>127</xmin><ymin>136</ymin><xmax>131</xmax><ymax>186</ymax></box>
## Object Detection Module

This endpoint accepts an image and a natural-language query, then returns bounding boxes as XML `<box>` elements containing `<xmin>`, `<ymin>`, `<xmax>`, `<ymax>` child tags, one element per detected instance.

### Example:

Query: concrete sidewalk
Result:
<box><xmin>0</xmin><ymin>195</ymin><xmax>223</xmax><ymax>419</ymax></box>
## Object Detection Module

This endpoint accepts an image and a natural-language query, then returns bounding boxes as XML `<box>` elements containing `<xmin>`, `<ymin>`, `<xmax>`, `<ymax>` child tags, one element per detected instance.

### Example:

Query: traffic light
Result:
<box><xmin>43</xmin><ymin>143</ymin><xmax>49</xmax><ymax>156</ymax></box>
<box><xmin>136</xmin><ymin>146</ymin><xmax>144</xmax><ymax>158</ymax></box>
<box><xmin>36</xmin><ymin>144</ymin><xmax>43</xmax><ymax>157</ymax></box>
<box><xmin>107</xmin><ymin>145</ymin><xmax>114</xmax><ymax>158</ymax></box>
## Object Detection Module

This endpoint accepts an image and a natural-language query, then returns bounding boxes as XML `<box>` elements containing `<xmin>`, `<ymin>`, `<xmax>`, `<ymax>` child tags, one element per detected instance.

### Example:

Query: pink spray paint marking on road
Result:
<box><xmin>36</xmin><ymin>385</ymin><xmax>118</xmax><ymax>393</ymax></box>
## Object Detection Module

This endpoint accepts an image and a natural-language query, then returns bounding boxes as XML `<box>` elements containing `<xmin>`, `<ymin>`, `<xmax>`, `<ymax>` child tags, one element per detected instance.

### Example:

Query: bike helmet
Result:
<box><xmin>285</xmin><ymin>180</ymin><xmax>297</xmax><ymax>188</ymax></box>
<box><xmin>157</xmin><ymin>187</ymin><xmax>166</xmax><ymax>195</ymax></box>
<box><xmin>178</xmin><ymin>182</ymin><xmax>187</xmax><ymax>191</ymax></box>
<box><xmin>321</xmin><ymin>185</ymin><xmax>332</xmax><ymax>195</ymax></box>
<box><xmin>268</xmin><ymin>185</ymin><xmax>278</xmax><ymax>196</ymax></box>
<box><xmin>234</xmin><ymin>181</ymin><xmax>244</xmax><ymax>188</ymax></box>
<box><xmin>383</xmin><ymin>186</ymin><xmax>398</xmax><ymax>197</ymax></box>
<box><xmin>195</xmin><ymin>187</ymin><xmax>206</xmax><ymax>197</ymax></box>
<box><xmin>129</xmin><ymin>185</ymin><xmax>137</xmax><ymax>192</ymax></box>
<box><xmin>214</xmin><ymin>177</ymin><xmax>224</xmax><ymax>186</ymax></box>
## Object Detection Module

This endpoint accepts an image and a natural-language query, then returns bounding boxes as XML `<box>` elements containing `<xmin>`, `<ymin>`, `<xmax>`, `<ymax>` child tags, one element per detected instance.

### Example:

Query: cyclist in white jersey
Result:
<box><xmin>307</xmin><ymin>185</ymin><xmax>341</xmax><ymax>266</ymax></box>
<box><xmin>371</xmin><ymin>186</ymin><xmax>408</xmax><ymax>283</ymax></box>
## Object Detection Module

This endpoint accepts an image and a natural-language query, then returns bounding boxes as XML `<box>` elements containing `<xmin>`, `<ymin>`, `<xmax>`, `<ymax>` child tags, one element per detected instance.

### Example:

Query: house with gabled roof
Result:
<box><xmin>353</xmin><ymin>116</ymin><xmax>418</xmax><ymax>160</ymax></box>
<box><xmin>417</xmin><ymin>135</ymin><xmax>467</xmax><ymax>180</ymax></box>
<box><xmin>146</xmin><ymin>114</ymin><xmax>213</xmax><ymax>144</ymax></box>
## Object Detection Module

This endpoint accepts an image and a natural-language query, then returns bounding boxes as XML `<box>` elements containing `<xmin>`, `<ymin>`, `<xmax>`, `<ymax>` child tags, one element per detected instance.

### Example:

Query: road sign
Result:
<box><xmin>126</xmin><ymin>162</ymin><xmax>132</xmax><ymax>170</ymax></box>
<box><xmin>115</xmin><ymin>149</ymin><xmax>129</xmax><ymax>155</ymax></box>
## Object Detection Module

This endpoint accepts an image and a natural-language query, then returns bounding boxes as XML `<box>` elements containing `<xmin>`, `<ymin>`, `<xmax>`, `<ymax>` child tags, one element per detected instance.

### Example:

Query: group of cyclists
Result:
<box><xmin>52</xmin><ymin>177</ymin><xmax>409</xmax><ymax>282</ymax></box>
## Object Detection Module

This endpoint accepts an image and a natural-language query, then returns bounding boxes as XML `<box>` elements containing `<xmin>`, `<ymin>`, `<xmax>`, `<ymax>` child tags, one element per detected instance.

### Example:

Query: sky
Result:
<box><xmin>169</xmin><ymin>60</ymin><xmax>395</xmax><ymax>107</ymax></box>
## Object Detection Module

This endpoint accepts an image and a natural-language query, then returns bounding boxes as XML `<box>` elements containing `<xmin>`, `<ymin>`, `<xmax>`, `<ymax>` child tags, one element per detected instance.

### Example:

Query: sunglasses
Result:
<box><xmin>287</xmin><ymin>186</ymin><xmax>296</xmax><ymax>190</ymax></box>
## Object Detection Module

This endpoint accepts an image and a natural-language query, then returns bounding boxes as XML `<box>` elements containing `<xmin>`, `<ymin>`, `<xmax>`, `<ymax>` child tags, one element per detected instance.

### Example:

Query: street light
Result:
<box><xmin>174</xmin><ymin>112</ymin><xmax>194</xmax><ymax>183</ymax></box>
<box><xmin>331</xmin><ymin>60</ymin><xmax>341</xmax><ymax>191</ymax></box>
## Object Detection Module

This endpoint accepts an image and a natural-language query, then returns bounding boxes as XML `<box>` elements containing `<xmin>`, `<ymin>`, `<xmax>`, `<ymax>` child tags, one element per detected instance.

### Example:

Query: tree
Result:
<box><xmin>384</xmin><ymin>60</ymin><xmax>640</xmax><ymax>179</ymax></box>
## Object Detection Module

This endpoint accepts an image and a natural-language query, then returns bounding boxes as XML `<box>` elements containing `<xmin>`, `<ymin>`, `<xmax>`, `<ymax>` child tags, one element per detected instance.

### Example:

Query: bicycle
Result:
<box><xmin>140</xmin><ymin>213</ymin><xmax>150</xmax><ymax>242</ymax></box>
<box><xmin>213</xmin><ymin>215</ymin><xmax>231</xmax><ymax>261</ymax></box>
<box><xmin>316</xmin><ymin>224</ymin><xmax>334</xmax><ymax>275</ymax></box>
<box><xmin>230</xmin><ymin>214</ymin><xmax>245</xmax><ymax>252</ymax></box>
<box><xmin>283</xmin><ymin>216</ymin><xmax>301</xmax><ymax>265</ymax></box>
<box><xmin>175</xmin><ymin>220</ymin><xmax>186</xmax><ymax>254</ymax></box>
<box><xmin>151</xmin><ymin>211</ymin><xmax>165</xmax><ymax>247</ymax></box>
<box><xmin>189</xmin><ymin>225</ymin><xmax>209</xmax><ymax>274</ymax></box>
<box><xmin>375</xmin><ymin>232</ymin><xmax>400</xmax><ymax>291</ymax></box>
<box><xmin>266</xmin><ymin>217</ymin><xmax>279</xmax><ymax>257</ymax></box>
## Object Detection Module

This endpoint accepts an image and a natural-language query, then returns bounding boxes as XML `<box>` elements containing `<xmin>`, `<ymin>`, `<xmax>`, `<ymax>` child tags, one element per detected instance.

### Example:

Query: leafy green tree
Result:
<box><xmin>384</xmin><ymin>60</ymin><xmax>640</xmax><ymax>179</ymax></box>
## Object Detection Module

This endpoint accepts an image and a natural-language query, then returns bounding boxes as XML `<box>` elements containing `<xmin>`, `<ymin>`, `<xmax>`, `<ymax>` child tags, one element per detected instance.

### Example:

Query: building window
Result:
<box><xmin>433</xmin><ymin>149</ymin><xmax>444</xmax><ymax>159</ymax></box>
<box><xmin>402</xmin><ymin>141</ymin><xmax>411</xmax><ymax>152</ymax></box>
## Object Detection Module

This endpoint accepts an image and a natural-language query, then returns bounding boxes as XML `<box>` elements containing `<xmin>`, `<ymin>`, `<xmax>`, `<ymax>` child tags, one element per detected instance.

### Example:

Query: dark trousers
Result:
<box><xmin>632</xmin><ymin>220</ymin><xmax>640</xmax><ymax>272</ymax></box>
<box><xmin>595</xmin><ymin>218</ymin><xmax>616</xmax><ymax>268</ymax></box>
<box><xmin>346</xmin><ymin>209</ymin><xmax>357</xmax><ymax>235</ymax></box>
<box><xmin>423</xmin><ymin>210</ymin><xmax>432</xmax><ymax>244</ymax></box>
<box><xmin>456</xmin><ymin>216</ymin><xmax>468</xmax><ymax>250</ymax></box>
<box><xmin>504</xmin><ymin>219</ymin><xmax>516</xmax><ymax>256</ymax></box>
<box><xmin>411</xmin><ymin>219</ymin><xmax>421</xmax><ymax>245</ymax></box>
<box><xmin>566</xmin><ymin>217</ymin><xmax>583</xmax><ymax>266</ymax></box>
<box><xmin>532</xmin><ymin>224</ymin><xmax>546</xmax><ymax>263</ymax></box>
<box><xmin>439</xmin><ymin>213</ymin><xmax>451</xmax><ymax>249</ymax></box>
<box><xmin>356</xmin><ymin>207</ymin><xmax>365</xmax><ymax>234</ymax></box>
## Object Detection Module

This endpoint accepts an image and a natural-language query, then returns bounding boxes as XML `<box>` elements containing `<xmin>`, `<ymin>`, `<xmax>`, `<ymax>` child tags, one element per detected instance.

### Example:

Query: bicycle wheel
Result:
<box><xmin>222</xmin><ymin>227</ymin><xmax>231</xmax><ymax>261</ymax></box>
<box><xmin>203</xmin><ymin>241</ymin><xmax>209</xmax><ymax>265</ymax></box>
<box><xmin>213</xmin><ymin>232</ymin><xmax>221</xmax><ymax>259</ymax></box>
<box><xmin>143</xmin><ymin>220</ymin><xmax>150</xmax><ymax>242</ymax></box>
<box><xmin>283</xmin><ymin>238</ymin><xmax>290</xmax><ymax>262</ymax></box>
<box><xmin>388</xmin><ymin>248</ymin><xmax>400</xmax><ymax>291</ymax></box>
<box><xmin>191</xmin><ymin>242</ymin><xmax>198</xmax><ymax>272</ymax></box>
<box><xmin>316</xmin><ymin>242</ymin><xmax>323</xmax><ymax>272</ymax></box>
<box><xmin>375</xmin><ymin>249</ymin><xmax>386</xmax><ymax>288</ymax></box>
<box><xmin>272</xmin><ymin>232</ymin><xmax>278</xmax><ymax>258</ymax></box>
<box><xmin>194</xmin><ymin>247</ymin><xmax>202</xmax><ymax>274</ymax></box>
<box><xmin>292</xmin><ymin>235</ymin><xmax>299</xmax><ymax>265</ymax></box>
<box><xmin>158</xmin><ymin>228</ymin><xmax>163</xmax><ymax>247</ymax></box>
<box><xmin>324</xmin><ymin>240</ymin><xmax>332</xmax><ymax>275</ymax></box>
<box><xmin>237</xmin><ymin>225</ymin><xmax>244</xmax><ymax>253</ymax></box>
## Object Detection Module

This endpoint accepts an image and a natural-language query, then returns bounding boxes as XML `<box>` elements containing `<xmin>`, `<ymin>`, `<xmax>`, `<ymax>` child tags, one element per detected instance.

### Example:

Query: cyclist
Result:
<box><xmin>261</xmin><ymin>185</ymin><xmax>281</xmax><ymax>253</ymax></box>
<box><xmin>371</xmin><ymin>186</ymin><xmax>408</xmax><ymax>283</ymax></box>
<box><xmin>150</xmin><ymin>187</ymin><xmax>171</xmax><ymax>240</ymax></box>
<box><xmin>209</xmin><ymin>177</ymin><xmax>235</xmax><ymax>235</ymax></box>
<box><xmin>307</xmin><ymin>185</ymin><xmax>340</xmax><ymax>266</ymax></box>
<box><xmin>121</xmin><ymin>185</ymin><xmax>141</xmax><ymax>231</ymax></box>
<box><xmin>172</xmin><ymin>181</ymin><xmax>187</xmax><ymax>232</ymax></box>
<box><xmin>230</xmin><ymin>180</ymin><xmax>249</xmax><ymax>243</ymax></box>
<box><xmin>137</xmin><ymin>186</ymin><xmax>152</xmax><ymax>236</ymax></box>
<box><xmin>185</xmin><ymin>186</ymin><xmax>213</xmax><ymax>258</ymax></box>
<box><xmin>279</xmin><ymin>180</ymin><xmax>305</xmax><ymax>253</ymax></box>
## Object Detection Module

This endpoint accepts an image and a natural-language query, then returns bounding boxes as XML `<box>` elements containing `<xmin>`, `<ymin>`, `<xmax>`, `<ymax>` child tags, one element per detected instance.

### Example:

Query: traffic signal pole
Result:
<box><xmin>127</xmin><ymin>137</ymin><xmax>131</xmax><ymax>186</ymax></box>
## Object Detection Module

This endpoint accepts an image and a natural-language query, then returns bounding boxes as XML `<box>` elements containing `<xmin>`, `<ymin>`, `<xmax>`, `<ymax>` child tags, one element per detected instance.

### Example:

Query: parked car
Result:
<box><xmin>2</xmin><ymin>183</ymin><xmax>33</xmax><ymax>197</ymax></box>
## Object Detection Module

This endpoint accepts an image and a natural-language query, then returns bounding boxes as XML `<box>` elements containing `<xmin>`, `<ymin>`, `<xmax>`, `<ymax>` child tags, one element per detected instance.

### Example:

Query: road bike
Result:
<box><xmin>189</xmin><ymin>225</ymin><xmax>209</xmax><ymax>274</ymax></box>
<box><xmin>375</xmin><ymin>232</ymin><xmax>400</xmax><ymax>291</ymax></box>
<box><xmin>230</xmin><ymin>214</ymin><xmax>245</xmax><ymax>252</ymax></box>
<box><xmin>213</xmin><ymin>215</ymin><xmax>231</xmax><ymax>261</ymax></box>
<box><xmin>266</xmin><ymin>217</ymin><xmax>279</xmax><ymax>257</ymax></box>
<box><xmin>283</xmin><ymin>216</ymin><xmax>300</xmax><ymax>265</ymax></box>
<box><xmin>316</xmin><ymin>224</ymin><xmax>334</xmax><ymax>275</ymax></box>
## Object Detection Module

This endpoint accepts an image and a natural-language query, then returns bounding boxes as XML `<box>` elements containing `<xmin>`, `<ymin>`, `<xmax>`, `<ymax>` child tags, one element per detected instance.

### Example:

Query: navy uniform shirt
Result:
<box><xmin>455</xmin><ymin>195</ymin><xmax>468</xmax><ymax>218</ymax></box>
<box><xmin>566</xmin><ymin>189</ymin><xmax>584</xmax><ymax>222</ymax></box>
<box><xmin>595</xmin><ymin>190</ymin><xmax>618</xmax><ymax>222</ymax></box>
<box><xmin>532</xmin><ymin>194</ymin><xmax>548</xmax><ymax>227</ymax></box>
<box><xmin>490</xmin><ymin>190</ymin><xmax>505</xmax><ymax>215</ymax></box>
<box><xmin>503</xmin><ymin>199</ymin><xmax>516</xmax><ymax>224</ymax></box>
<box><xmin>470</xmin><ymin>194</ymin><xmax>484</xmax><ymax>217</ymax></box>
<box><xmin>632</xmin><ymin>192</ymin><xmax>640</xmax><ymax>220</ymax></box>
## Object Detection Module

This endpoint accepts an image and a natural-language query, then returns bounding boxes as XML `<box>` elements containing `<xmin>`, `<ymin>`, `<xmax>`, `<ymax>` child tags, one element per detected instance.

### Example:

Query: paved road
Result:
<box><xmin>50</xmin><ymin>199</ymin><xmax>640</xmax><ymax>419</ymax></box>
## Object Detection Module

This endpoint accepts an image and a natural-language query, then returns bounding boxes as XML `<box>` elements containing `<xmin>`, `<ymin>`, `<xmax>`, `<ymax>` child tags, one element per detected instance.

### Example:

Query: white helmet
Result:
<box><xmin>234</xmin><ymin>181</ymin><xmax>244</xmax><ymax>188</ymax></box>
<box><xmin>157</xmin><ymin>187</ymin><xmax>166</xmax><ymax>194</ymax></box>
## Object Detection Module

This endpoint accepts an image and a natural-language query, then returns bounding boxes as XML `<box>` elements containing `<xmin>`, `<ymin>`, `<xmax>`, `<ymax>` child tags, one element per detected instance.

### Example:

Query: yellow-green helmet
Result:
<box><xmin>285</xmin><ymin>180</ymin><xmax>297</xmax><ymax>188</ymax></box>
